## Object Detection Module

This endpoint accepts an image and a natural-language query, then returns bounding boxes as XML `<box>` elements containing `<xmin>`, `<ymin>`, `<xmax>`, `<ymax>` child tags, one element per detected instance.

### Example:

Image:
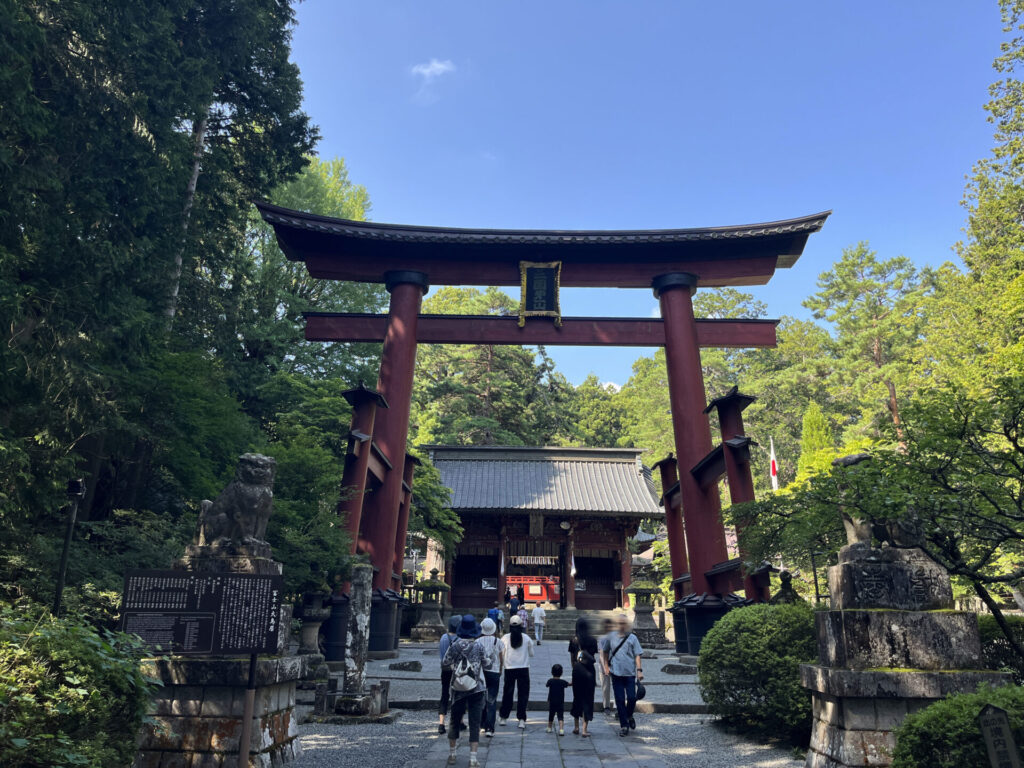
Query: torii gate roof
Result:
<box><xmin>256</xmin><ymin>201</ymin><xmax>830</xmax><ymax>288</ymax></box>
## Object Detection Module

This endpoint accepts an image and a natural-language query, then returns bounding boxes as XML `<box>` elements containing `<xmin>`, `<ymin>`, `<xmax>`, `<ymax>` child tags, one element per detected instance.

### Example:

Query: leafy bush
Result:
<box><xmin>978</xmin><ymin>613</ymin><xmax>1024</xmax><ymax>684</ymax></box>
<box><xmin>0</xmin><ymin>603</ymin><xmax>159</xmax><ymax>768</ymax></box>
<box><xmin>697</xmin><ymin>602</ymin><xmax>817</xmax><ymax>744</ymax></box>
<box><xmin>892</xmin><ymin>684</ymin><xmax>1024</xmax><ymax>768</ymax></box>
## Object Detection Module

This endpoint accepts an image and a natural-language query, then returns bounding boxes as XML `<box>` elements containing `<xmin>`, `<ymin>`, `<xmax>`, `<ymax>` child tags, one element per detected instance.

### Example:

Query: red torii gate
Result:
<box><xmin>257</xmin><ymin>201</ymin><xmax>829</xmax><ymax>653</ymax></box>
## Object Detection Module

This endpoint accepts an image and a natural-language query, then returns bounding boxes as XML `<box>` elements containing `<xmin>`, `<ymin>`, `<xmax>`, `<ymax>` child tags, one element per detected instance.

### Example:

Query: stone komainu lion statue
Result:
<box><xmin>195</xmin><ymin>453</ymin><xmax>276</xmax><ymax>547</ymax></box>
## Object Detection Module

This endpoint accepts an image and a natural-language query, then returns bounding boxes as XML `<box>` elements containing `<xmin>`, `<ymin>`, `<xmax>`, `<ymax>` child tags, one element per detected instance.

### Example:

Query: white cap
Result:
<box><xmin>510</xmin><ymin>615</ymin><xmax>523</xmax><ymax>626</ymax></box>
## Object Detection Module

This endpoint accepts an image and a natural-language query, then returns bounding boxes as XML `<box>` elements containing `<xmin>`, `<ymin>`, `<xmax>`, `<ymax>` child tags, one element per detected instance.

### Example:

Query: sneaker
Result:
<box><xmin>619</xmin><ymin>727</ymin><xmax>629</xmax><ymax>737</ymax></box>
<box><xmin>438</xmin><ymin>724</ymin><xmax>446</xmax><ymax>734</ymax></box>
<box><xmin>484</xmin><ymin>729</ymin><xmax>494</xmax><ymax>738</ymax></box>
<box><xmin>469</xmin><ymin>756</ymin><xmax>480</xmax><ymax>768</ymax></box>
<box><xmin>447</xmin><ymin>752</ymin><xmax>457</xmax><ymax>765</ymax></box>
<box><xmin>558</xmin><ymin>726</ymin><xmax>565</xmax><ymax>736</ymax></box>
<box><xmin>518</xmin><ymin>720</ymin><xmax>526</xmax><ymax>730</ymax></box>
<box><xmin>628</xmin><ymin>717</ymin><xmax>636</xmax><ymax>730</ymax></box>
<box><xmin>537</xmin><ymin>641</ymin><xmax>541</xmax><ymax>645</ymax></box>
<box><xmin>499</xmin><ymin>717</ymin><xmax>507</xmax><ymax>726</ymax></box>
<box><xmin>545</xmin><ymin>726</ymin><xmax>552</xmax><ymax>733</ymax></box>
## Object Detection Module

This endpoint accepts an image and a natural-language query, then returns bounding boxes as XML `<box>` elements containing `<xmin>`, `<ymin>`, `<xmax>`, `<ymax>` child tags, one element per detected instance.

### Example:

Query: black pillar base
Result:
<box><xmin>368</xmin><ymin>589</ymin><xmax>399</xmax><ymax>659</ymax></box>
<box><xmin>323</xmin><ymin>592</ymin><xmax>350</xmax><ymax>662</ymax></box>
<box><xmin>671</xmin><ymin>593</ymin><xmax>748</xmax><ymax>655</ymax></box>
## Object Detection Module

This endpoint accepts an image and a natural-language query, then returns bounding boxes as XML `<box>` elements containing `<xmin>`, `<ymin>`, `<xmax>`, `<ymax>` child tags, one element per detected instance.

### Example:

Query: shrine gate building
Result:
<box><xmin>428</xmin><ymin>445</ymin><xmax>661</xmax><ymax>611</ymax></box>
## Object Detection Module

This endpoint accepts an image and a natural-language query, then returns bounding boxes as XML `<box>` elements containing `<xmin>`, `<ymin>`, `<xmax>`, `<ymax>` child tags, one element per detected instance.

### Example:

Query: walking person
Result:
<box><xmin>510</xmin><ymin>591</ymin><xmax>520</xmax><ymax>616</ymax></box>
<box><xmin>570</xmin><ymin>642</ymin><xmax>596</xmax><ymax>737</ymax></box>
<box><xmin>517</xmin><ymin>603</ymin><xmax>529</xmax><ymax>632</ymax></box>
<box><xmin>498</xmin><ymin>614</ymin><xmax>534</xmax><ymax>729</ymax></box>
<box><xmin>487</xmin><ymin>602</ymin><xmax>502</xmax><ymax>635</ymax></box>
<box><xmin>442</xmin><ymin>614</ymin><xmax>495</xmax><ymax>767</ymax></box>
<box><xmin>478</xmin><ymin>618</ymin><xmax>503</xmax><ymax>738</ymax></box>
<box><xmin>438</xmin><ymin>615</ymin><xmax>460</xmax><ymax>734</ymax></box>
<box><xmin>598</xmin><ymin>618</ymin><xmax>615</xmax><ymax>716</ymax></box>
<box><xmin>517</xmin><ymin>584</ymin><xmax>525</xmax><ymax>606</ymax></box>
<box><xmin>600</xmin><ymin>613</ymin><xmax>644</xmax><ymax>737</ymax></box>
<box><xmin>531</xmin><ymin>602</ymin><xmax>546</xmax><ymax>645</ymax></box>
<box><xmin>567</xmin><ymin>616</ymin><xmax>594</xmax><ymax>669</ymax></box>
<box><xmin>545</xmin><ymin>664</ymin><xmax>569</xmax><ymax>735</ymax></box>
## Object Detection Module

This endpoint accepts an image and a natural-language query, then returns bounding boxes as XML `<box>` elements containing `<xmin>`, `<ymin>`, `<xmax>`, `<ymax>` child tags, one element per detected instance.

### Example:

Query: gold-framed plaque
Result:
<box><xmin>518</xmin><ymin>260</ymin><xmax>562</xmax><ymax>327</ymax></box>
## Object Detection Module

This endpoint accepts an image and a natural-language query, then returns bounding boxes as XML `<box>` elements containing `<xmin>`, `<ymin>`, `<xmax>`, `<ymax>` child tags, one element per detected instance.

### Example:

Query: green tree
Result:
<box><xmin>795</xmin><ymin>401</ymin><xmax>835</xmax><ymax>481</ymax></box>
<box><xmin>803</xmin><ymin>243</ymin><xmax>933</xmax><ymax>444</ymax></box>
<box><xmin>567</xmin><ymin>375</ymin><xmax>628</xmax><ymax>447</ymax></box>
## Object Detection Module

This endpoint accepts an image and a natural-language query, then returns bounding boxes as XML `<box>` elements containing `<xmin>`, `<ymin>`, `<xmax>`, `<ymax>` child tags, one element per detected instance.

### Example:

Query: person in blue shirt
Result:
<box><xmin>599</xmin><ymin>614</ymin><xmax>644</xmax><ymax>737</ymax></box>
<box><xmin>438</xmin><ymin>615</ymin><xmax>461</xmax><ymax>733</ymax></box>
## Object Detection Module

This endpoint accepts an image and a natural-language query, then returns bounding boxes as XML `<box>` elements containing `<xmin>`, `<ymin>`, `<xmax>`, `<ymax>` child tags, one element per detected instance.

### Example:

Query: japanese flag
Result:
<box><xmin>769</xmin><ymin>437</ymin><xmax>779</xmax><ymax>491</ymax></box>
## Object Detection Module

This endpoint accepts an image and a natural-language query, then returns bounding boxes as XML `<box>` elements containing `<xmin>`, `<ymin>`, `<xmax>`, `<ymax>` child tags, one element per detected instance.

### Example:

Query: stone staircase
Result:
<box><xmin>532</xmin><ymin>608</ymin><xmax>627</xmax><ymax>641</ymax></box>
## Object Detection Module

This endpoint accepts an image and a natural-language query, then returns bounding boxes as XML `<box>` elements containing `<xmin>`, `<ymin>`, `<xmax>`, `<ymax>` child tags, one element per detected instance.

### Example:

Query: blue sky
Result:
<box><xmin>291</xmin><ymin>2</ymin><xmax>1003</xmax><ymax>386</ymax></box>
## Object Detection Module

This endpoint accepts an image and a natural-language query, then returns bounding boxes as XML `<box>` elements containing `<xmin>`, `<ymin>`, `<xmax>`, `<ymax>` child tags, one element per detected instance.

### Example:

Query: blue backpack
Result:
<box><xmin>487</xmin><ymin>607</ymin><xmax>499</xmax><ymax>622</ymax></box>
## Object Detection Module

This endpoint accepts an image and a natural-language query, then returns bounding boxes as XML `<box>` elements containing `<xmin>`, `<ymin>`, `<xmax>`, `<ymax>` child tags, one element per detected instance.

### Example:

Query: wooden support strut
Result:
<box><xmin>304</xmin><ymin>313</ymin><xmax>778</xmax><ymax>348</ymax></box>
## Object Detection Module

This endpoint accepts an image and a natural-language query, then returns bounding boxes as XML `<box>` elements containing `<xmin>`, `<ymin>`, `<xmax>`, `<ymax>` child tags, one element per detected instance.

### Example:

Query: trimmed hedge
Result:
<box><xmin>892</xmin><ymin>684</ymin><xmax>1024</xmax><ymax>768</ymax></box>
<box><xmin>978</xmin><ymin>613</ymin><xmax>1024</xmax><ymax>684</ymax></box>
<box><xmin>0</xmin><ymin>603</ymin><xmax>159</xmax><ymax>768</ymax></box>
<box><xmin>697</xmin><ymin>602</ymin><xmax>817</xmax><ymax>744</ymax></box>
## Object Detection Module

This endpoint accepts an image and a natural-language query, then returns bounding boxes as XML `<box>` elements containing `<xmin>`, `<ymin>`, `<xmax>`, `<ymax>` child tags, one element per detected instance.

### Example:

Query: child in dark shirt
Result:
<box><xmin>545</xmin><ymin>664</ymin><xmax>569</xmax><ymax>735</ymax></box>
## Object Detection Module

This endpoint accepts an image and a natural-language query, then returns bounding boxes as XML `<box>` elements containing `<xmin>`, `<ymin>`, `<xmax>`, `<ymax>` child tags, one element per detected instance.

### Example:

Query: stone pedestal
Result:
<box><xmin>134</xmin><ymin>656</ymin><xmax>306</xmax><ymax>768</ymax></box>
<box><xmin>297</xmin><ymin>594</ymin><xmax>331</xmax><ymax>656</ymax></box>
<box><xmin>630</xmin><ymin>603</ymin><xmax>667</xmax><ymax>647</ymax></box>
<box><xmin>803</xmin><ymin>546</ymin><xmax>1011</xmax><ymax>768</ymax></box>
<box><xmin>410</xmin><ymin>601</ymin><xmax>445</xmax><ymax>642</ymax></box>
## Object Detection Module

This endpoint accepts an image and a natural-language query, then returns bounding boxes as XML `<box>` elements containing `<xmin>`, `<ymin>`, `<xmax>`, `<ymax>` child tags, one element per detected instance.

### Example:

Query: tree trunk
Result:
<box><xmin>973</xmin><ymin>580</ymin><xmax>1024</xmax><ymax>661</ymax></box>
<box><xmin>1011</xmin><ymin>583</ymin><xmax>1024</xmax><ymax>612</ymax></box>
<box><xmin>166</xmin><ymin>112</ymin><xmax>209</xmax><ymax>324</ymax></box>
<box><xmin>884</xmin><ymin>378</ymin><xmax>907</xmax><ymax>448</ymax></box>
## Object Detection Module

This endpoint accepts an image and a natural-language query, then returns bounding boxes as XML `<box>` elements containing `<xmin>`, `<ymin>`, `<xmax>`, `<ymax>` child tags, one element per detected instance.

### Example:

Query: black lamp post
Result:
<box><xmin>52</xmin><ymin>478</ymin><xmax>86</xmax><ymax>616</ymax></box>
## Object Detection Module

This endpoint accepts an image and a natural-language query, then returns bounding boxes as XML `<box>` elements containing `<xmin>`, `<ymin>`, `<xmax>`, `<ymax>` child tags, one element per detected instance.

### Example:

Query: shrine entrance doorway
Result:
<box><xmin>257</xmin><ymin>201</ymin><xmax>829</xmax><ymax>653</ymax></box>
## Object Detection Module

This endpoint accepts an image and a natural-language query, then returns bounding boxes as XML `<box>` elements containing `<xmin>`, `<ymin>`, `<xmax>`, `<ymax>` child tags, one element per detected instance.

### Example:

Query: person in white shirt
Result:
<box><xmin>531</xmin><ymin>603</ymin><xmax>546</xmax><ymax>645</ymax></box>
<box><xmin>498</xmin><ymin>615</ymin><xmax>535</xmax><ymax>729</ymax></box>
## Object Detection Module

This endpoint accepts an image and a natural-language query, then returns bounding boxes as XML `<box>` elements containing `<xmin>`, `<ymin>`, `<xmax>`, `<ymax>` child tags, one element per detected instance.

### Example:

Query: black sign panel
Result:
<box><xmin>518</xmin><ymin>261</ymin><xmax>562</xmax><ymax>327</ymax></box>
<box><xmin>121</xmin><ymin>569</ymin><xmax>284</xmax><ymax>655</ymax></box>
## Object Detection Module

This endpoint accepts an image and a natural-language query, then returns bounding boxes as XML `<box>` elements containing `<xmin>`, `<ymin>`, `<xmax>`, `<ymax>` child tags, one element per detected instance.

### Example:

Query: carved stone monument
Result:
<box><xmin>802</xmin><ymin>457</ymin><xmax>1011</xmax><ymax>768</ymax></box>
<box><xmin>410</xmin><ymin>569</ymin><xmax>449</xmax><ymax>642</ymax></box>
<box><xmin>134</xmin><ymin>454</ymin><xmax>305</xmax><ymax>768</ymax></box>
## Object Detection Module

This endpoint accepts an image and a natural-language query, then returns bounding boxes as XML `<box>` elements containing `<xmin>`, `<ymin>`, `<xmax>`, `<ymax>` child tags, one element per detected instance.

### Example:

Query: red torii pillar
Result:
<box><xmin>337</xmin><ymin>384</ymin><xmax>388</xmax><ymax>555</ymax></box>
<box><xmin>392</xmin><ymin>453</ymin><xmax>420</xmax><ymax>589</ymax></box>
<box><xmin>705</xmin><ymin>387</ymin><xmax>770</xmax><ymax>601</ymax></box>
<box><xmin>654</xmin><ymin>273</ymin><xmax>729</xmax><ymax>595</ymax></box>
<box><xmin>653</xmin><ymin>455</ymin><xmax>690</xmax><ymax>600</ymax></box>
<box><xmin>360</xmin><ymin>270</ymin><xmax>428</xmax><ymax>591</ymax></box>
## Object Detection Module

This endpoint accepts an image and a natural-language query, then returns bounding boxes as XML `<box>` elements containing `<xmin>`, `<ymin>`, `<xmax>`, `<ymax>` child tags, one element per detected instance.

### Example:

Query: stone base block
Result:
<box><xmin>816</xmin><ymin>609</ymin><xmax>981</xmax><ymax>670</ymax></box>
<box><xmin>410</xmin><ymin>625</ymin><xmax>444</xmax><ymax>642</ymax></box>
<box><xmin>829</xmin><ymin>547</ymin><xmax>952</xmax><ymax>611</ymax></box>
<box><xmin>134</xmin><ymin>656</ymin><xmax>304</xmax><ymax>768</ymax></box>
<box><xmin>802</xmin><ymin>664</ymin><xmax>1012</xmax><ymax>768</ymax></box>
<box><xmin>333</xmin><ymin>680</ymin><xmax>390</xmax><ymax>717</ymax></box>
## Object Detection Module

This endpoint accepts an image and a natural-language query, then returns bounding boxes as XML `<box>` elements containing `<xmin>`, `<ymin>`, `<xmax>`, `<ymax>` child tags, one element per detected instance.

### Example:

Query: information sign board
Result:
<box><xmin>120</xmin><ymin>569</ymin><xmax>283</xmax><ymax>655</ymax></box>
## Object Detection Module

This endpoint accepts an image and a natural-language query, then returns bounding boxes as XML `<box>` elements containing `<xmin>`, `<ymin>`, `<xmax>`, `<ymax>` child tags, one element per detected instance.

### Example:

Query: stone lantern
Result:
<box><xmin>411</xmin><ymin>568</ymin><xmax>450</xmax><ymax>641</ymax></box>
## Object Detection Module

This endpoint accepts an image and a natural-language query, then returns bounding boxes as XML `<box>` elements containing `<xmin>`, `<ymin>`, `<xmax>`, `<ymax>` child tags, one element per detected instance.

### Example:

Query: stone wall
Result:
<box><xmin>134</xmin><ymin>656</ymin><xmax>304</xmax><ymax>768</ymax></box>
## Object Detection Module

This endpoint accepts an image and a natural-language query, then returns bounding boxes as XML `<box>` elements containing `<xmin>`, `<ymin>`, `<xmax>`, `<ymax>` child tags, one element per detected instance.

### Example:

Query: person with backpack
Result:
<box><xmin>442</xmin><ymin>614</ymin><xmax>495</xmax><ymax>767</ymax></box>
<box><xmin>477</xmin><ymin>617</ymin><xmax>503</xmax><ymax>737</ymax></box>
<box><xmin>599</xmin><ymin>613</ymin><xmax>644</xmax><ymax>737</ymax></box>
<box><xmin>437</xmin><ymin>615</ymin><xmax>461</xmax><ymax>734</ymax></box>
<box><xmin>498</xmin><ymin>614</ymin><xmax>534</xmax><ymax>729</ymax></box>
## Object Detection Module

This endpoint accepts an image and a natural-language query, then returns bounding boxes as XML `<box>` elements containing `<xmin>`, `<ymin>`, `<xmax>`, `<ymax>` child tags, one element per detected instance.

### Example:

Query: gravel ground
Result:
<box><xmin>290</xmin><ymin>710</ymin><xmax>801</xmax><ymax>768</ymax></box>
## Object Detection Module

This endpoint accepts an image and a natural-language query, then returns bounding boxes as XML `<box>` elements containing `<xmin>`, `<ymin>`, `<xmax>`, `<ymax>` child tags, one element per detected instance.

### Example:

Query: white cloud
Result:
<box><xmin>411</xmin><ymin>58</ymin><xmax>455</xmax><ymax>82</ymax></box>
<box><xmin>601</xmin><ymin>381</ymin><xmax>622</xmax><ymax>393</ymax></box>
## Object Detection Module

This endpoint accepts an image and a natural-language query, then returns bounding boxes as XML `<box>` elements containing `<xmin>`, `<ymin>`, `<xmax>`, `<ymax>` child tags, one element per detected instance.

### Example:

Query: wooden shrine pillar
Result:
<box><xmin>654</xmin><ymin>273</ymin><xmax>729</xmax><ymax>595</ymax></box>
<box><xmin>653</xmin><ymin>455</ymin><xmax>690</xmax><ymax>600</ymax></box>
<box><xmin>391</xmin><ymin>453</ymin><xmax>420</xmax><ymax>590</ymax></box>
<box><xmin>361</xmin><ymin>271</ymin><xmax>429</xmax><ymax>590</ymax></box>
<box><xmin>705</xmin><ymin>387</ymin><xmax>767</xmax><ymax>601</ymax></box>
<box><xmin>497</xmin><ymin>525</ymin><xmax>507</xmax><ymax>599</ymax></box>
<box><xmin>338</xmin><ymin>385</ymin><xmax>388</xmax><ymax>555</ymax></box>
<box><xmin>565</xmin><ymin>531</ymin><xmax>576</xmax><ymax>609</ymax></box>
<box><xmin>621</xmin><ymin>544</ymin><xmax>632</xmax><ymax>609</ymax></box>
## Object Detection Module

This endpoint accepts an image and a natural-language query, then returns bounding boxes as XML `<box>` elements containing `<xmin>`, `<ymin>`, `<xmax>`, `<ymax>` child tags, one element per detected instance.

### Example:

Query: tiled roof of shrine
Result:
<box><xmin>424</xmin><ymin>446</ymin><xmax>661</xmax><ymax>517</ymax></box>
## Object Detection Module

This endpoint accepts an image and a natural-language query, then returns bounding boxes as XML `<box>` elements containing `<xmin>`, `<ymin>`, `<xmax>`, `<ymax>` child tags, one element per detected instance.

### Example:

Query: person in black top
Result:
<box><xmin>570</xmin><ymin>646</ymin><xmax>597</xmax><ymax>737</ymax></box>
<box><xmin>545</xmin><ymin>664</ymin><xmax>569</xmax><ymax>735</ymax></box>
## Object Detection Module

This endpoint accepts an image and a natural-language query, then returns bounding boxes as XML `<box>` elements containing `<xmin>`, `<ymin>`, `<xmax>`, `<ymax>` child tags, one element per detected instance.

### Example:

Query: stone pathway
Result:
<box><xmin>293</xmin><ymin>711</ymin><xmax>799</xmax><ymax>768</ymax></box>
